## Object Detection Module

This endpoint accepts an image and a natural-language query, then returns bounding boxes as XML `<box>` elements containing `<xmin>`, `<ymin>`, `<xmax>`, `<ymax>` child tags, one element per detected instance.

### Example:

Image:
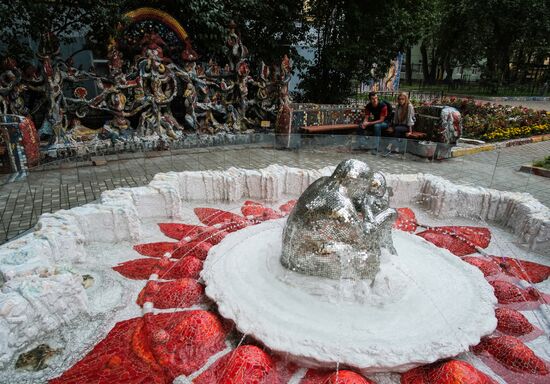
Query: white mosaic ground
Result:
<box><xmin>0</xmin><ymin>164</ymin><xmax>548</xmax><ymax>383</ymax></box>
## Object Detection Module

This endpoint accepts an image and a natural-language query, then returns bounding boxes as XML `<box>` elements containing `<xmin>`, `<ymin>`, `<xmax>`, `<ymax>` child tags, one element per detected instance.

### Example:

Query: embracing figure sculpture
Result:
<box><xmin>281</xmin><ymin>159</ymin><xmax>396</xmax><ymax>280</ymax></box>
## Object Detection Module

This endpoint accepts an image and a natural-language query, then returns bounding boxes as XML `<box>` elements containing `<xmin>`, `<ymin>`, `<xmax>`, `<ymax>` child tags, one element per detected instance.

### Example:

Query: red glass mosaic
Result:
<box><xmin>194</xmin><ymin>207</ymin><xmax>249</xmax><ymax>232</ymax></box>
<box><xmin>472</xmin><ymin>336</ymin><xmax>549</xmax><ymax>376</ymax></box>
<box><xmin>393</xmin><ymin>208</ymin><xmax>418</xmax><ymax>232</ymax></box>
<box><xmin>462</xmin><ymin>256</ymin><xmax>502</xmax><ymax>277</ymax></box>
<box><xmin>50</xmin><ymin>317</ymin><xmax>166</xmax><ymax>384</ymax></box>
<box><xmin>133</xmin><ymin>242</ymin><xmax>179</xmax><ymax>258</ymax></box>
<box><xmin>301</xmin><ymin>369</ymin><xmax>375</xmax><ymax>384</ymax></box>
<box><xmin>490</xmin><ymin>256</ymin><xmax>550</xmax><ymax>283</ymax></box>
<box><xmin>241</xmin><ymin>200</ymin><xmax>283</xmax><ymax>221</ymax></box>
<box><xmin>194</xmin><ymin>345</ymin><xmax>278</xmax><ymax>384</ymax></box>
<box><xmin>172</xmin><ymin>241</ymin><xmax>212</xmax><ymax>260</ymax></box>
<box><xmin>417</xmin><ymin>226</ymin><xmax>491</xmax><ymax>256</ymax></box>
<box><xmin>158</xmin><ymin>223</ymin><xmax>207</xmax><ymax>240</ymax></box>
<box><xmin>495</xmin><ymin>308</ymin><xmax>535</xmax><ymax>337</ymax></box>
<box><xmin>113</xmin><ymin>256</ymin><xmax>203</xmax><ymax>280</ymax></box>
<box><xmin>400</xmin><ymin>359</ymin><xmax>498</xmax><ymax>384</ymax></box>
<box><xmin>279</xmin><ymin>199</ymin><xmax>297</xmax><ymax>214</ymax></box>
<box><xmin>489</xmin><ymin>280</ymin><xmax>546</xmax><ymax>308</ymax></box>
<box><xmin>136</xmin><ymin>279</ymin><xmax>204</xmax><ymax>309</ymax></box>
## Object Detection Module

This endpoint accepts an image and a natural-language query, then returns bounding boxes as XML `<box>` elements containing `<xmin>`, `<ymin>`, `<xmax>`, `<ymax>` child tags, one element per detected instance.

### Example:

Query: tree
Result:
<box><xmin>0</xmin><ymin>1</ymin><xmax>128</xmax><ymax>60</ymax></box>
<box><xmin>297</xmin><ymin>0</ymin><xmax>431</xmax><ymax>103</ymax></box>
<box><xmin>415</xmin><ymin>0</ymin><xmax>550</xmax><ymax>87</ymax></box>
<box><xmin>123</xmin><ymin>0</ymin><xmax>306</xmax><ymax>69</ymax></box>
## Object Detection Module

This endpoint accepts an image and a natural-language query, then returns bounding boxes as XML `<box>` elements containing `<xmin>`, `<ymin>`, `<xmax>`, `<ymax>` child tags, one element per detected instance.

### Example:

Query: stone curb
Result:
<box><xmin>451</xmin><ymin>133</ymin><xmax>550</xmax><ymax>158</ymax></box>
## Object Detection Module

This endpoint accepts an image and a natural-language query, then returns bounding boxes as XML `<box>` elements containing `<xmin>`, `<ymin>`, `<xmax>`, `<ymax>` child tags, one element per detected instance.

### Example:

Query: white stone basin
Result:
<box><xmin>202</xmin><ymin>218</ymin><xmax>498</xmax><ymax>373</ymax></box>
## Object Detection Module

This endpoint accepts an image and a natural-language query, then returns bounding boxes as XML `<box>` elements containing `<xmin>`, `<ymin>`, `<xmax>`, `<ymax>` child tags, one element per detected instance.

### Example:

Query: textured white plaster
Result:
<box><xmin>202</xmin><ymin>219</ymin><xmax>497</xmax><ymax>373</ymax></box>
<box><xmin>0</xmin><ymin>274</ymin><xmax>88</xmax><ymax>366</ymax></box>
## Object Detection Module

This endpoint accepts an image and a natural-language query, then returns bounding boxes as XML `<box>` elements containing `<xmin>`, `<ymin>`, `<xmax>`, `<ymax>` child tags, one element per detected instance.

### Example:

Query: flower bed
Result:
<box><xmin>415</xmin><ymin>98</ymin><xmax>550</xmax><ymax>142</ymax></box>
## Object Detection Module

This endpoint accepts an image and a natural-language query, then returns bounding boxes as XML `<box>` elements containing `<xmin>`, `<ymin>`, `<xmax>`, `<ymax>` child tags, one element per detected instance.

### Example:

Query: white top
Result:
<box><xmin>393</xmin><ymin>103</ymin><xmax>415</xmax><ymax>127</ymax></box>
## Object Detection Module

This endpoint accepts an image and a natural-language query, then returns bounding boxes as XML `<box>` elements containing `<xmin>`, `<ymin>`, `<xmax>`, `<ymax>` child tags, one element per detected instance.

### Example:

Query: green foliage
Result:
<box><xmin>417</xmin><ymin>0</ymin><xmax>550</xmax><ymax>86</ymax></box>
<box><xmin>0</xmin><ymin>0</ymin><xmax>305</xmax><ymax>70</ymax></box>
<box><xmin>533</xmin><ymin>156</ymin><xmax>550</xmax><ymax>170</ymax></box>
<box><xmin>0</xmin><ymin>0</ymin><xmax>127</xmax><ymax>59</ymax></box>
<box><xmin>298</xmin><ymin>0</ymin><xmax>431</xmax><ymax>103</ymax></box>
<box><xmin>124</xmin><ymin>0</ymin><xmax>306</xmax><ymax>67</ymax></box>
<box><xmin>418</xmin><ymin>98</ymin><xmax>550</xmax><ymax>141</ymax></box>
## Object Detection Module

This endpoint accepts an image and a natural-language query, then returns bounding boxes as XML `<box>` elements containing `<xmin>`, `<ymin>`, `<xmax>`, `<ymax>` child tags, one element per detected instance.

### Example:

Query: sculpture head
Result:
<box><xmin>332</xmin><ymin>159</ymin><xmax>373</xmax><ymax>201</ymax></box>
<box><xmin>281</xmin><ymin>159</ymin><xmax>395</xmax><ymax>281</ymax></box>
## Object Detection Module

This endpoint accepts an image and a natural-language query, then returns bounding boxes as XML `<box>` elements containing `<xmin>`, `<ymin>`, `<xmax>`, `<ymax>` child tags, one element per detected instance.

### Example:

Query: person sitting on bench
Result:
<box><xmin>357</xmin><ymin>92</ymin><xmax>391</xmax><ymax>138</ymax></box>
<box><xmin>392</xmin><ymin>92</ymin><xmax>415</xmax><ymax>138</ymax></box>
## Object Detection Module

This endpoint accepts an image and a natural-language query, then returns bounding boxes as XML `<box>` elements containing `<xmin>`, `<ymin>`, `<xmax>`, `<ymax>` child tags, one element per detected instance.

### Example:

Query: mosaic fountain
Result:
<box><xmin>0</xmin><ymin>160</ymin><xmax>549</xmax><ymax>384</ymax></box>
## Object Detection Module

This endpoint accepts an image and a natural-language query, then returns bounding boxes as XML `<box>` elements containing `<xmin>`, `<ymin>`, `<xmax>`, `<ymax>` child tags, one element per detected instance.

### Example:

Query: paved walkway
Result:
<box><xmin>0</xmin><ymin>140</ymin><xmax>549</xmax><ymax>244</ymax></box>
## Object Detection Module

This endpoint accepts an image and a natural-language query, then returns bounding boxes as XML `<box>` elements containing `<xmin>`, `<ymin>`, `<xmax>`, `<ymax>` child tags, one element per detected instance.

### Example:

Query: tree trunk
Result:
<box><xmin>444</xmin><ymin>55</ymin><xmax>453</xmax><ymax>84</ymax></box>
<box><xmin>406</xmin><ymin>46</ymin><xmax>412</xmax><ymax>85</ymax></box>
<box><xmin>429</xmin><ymin>46</ymin><xmax>437</xmax><ymax>83</ymax></box>
<box><xmin>420</xmin><ymin>42</ymin><xmax>430</xmax><ymax>84</ymax></box>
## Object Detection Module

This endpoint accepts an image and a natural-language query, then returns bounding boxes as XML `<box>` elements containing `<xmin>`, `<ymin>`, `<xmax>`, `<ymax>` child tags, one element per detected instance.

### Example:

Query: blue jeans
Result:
<box><xmin>356</xmin><ymin>122</ymin><xmax>389</xmax><ymax>150</ymax></box>
<box><xmin>356</xmin><ymin>122</ymin><xmax>389</xmax><ymax>137</ymax></box>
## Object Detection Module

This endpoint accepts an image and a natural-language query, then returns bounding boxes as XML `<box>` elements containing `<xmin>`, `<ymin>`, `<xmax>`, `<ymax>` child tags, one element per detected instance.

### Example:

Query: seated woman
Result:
<box><xmin>392</xmin><ymin>92</ymin><xmax>415</xmax><ymax>138</ymax></box>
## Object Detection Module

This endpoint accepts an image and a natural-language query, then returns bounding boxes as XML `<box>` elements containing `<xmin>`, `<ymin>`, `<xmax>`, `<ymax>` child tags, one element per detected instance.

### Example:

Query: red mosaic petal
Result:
<box><xmin>301</xmin><ymin>369</ymin><xmax>375</xmax><ymax>384</ymax></box>
<box><xmin>490</xmin><ymin>256</ymin><xmax>550</xmax><ymax>283</ymax></box>
<box><xmin>393</xmin><ymin>208</ymin><xmax>418</xmax><ymax>232</ymax></box>
<box><xmin>400</xmin><ymin>359</ymin><xmax>497</xmax><ymax>384</ymax></box>
<box><xmin>242</xmin><ymin>201</ymin><xmax>266</xmax><ymax>217</ymax></box>
<box><xmin>489</xmin><ymin>280</ymin><xmax>542</xmax><ymax>305</ymax></box>
<box><xmin>472</xmin><ymin>336</ymin><xmax>549</xmax><ymax>375</ymax></box>
<box><xmin>159</xmin><ymin>223</ymin><xmax>205</xmax><ymax>240</ymax></box>
<box><xmin>194</xmin><ymin>207</ymin><xmax>248</xmax><ymax>229</ymax></box>
<box><xmin>279</xmin><ymin>200</ymin><xmax>297</xmax><ymax>214</ymax></box>
<box><xmin>190</xmin><ymin>226</ymin><xmax>228</xmax><ymax>244</ymax></box>
<box><xmin>462</xmin><ymin>257</ymin><xmax>502</xmax><ymax>277</ymax></box>
<box><xmin>159</xmin><ymin>256</ymin><xmax>203</xmax><ymax>280</ymax></box>
<box><xmin>242</xmin><ymin>201</ymin><xmax>283</xmax><ymax>221</ymax></box>
<box><xmin>495</xmin><ymin>308</ymin><xmax>534</xmax><ymax>336</ymax></box>
<box><xmin>134</xmin><ymin>242</ymin><xmax>179</xmax><ymax>258</ymax></box>
<box><xmin>136</xmin><ymin>311</ymin><xmax>227</xmax><ymax>379</ymax></box>
<box><xmin>49</xmin><ymin>317</ymin><xmax>166</xmax><ymax>384</ymax></box>
<box><xmin>136</xmin><ymin>279</ymin><xmax>204</xmax><ymax>309</ymax></box>
<box><xmin>113</xmin><ymin>257</ymin><xmax>171</xmax><ymax>280</ymax></box>
<box><xmin>172</xmin><ymin>241</ymin><xmax>212</xmax><ymax>260</ymax></box>
<box><xmin>194</xmin><ymin>345</ymin><xmax>277</xmax><ymax>384</ymax></box>
<box><xmin>113</xmin><ymin>257</ymin><xmax>203</xmax><ymax>280</ymax></box>
<box><xmin>417</xmin><ymin>226</ymin><xmax>491</xmax><ymax>256</ymax></box>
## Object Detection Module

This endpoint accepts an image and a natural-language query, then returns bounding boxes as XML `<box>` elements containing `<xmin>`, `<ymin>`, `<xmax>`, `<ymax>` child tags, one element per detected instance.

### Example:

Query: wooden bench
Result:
<box><xmin>302</xmin><ymin>124</ymin><xmax>357</xmax><ymax>133</ymax></box>
<box><xmin>303</xmin><ymin>123</ymin><xmax>428</xmax><ymax>140</ymax></box>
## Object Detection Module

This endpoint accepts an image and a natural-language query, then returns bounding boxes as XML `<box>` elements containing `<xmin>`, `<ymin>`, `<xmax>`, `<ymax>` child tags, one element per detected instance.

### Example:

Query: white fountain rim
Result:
<box><xmin>202</xmin><ymin>218</ymin><xmax>498</xmax><ymax>373</ymax></box>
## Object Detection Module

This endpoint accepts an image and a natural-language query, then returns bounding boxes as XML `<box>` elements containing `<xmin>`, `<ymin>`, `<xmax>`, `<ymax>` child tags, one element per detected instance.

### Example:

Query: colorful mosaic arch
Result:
<box><xmin>125</xmin><ymin>7</ymin><xmax>189</xmax><ymax>41</ymax></box>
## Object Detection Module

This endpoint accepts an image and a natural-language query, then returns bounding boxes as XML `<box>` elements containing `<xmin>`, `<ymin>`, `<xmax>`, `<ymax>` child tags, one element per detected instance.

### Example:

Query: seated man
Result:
<box><xmin>357</xmin><ymin>92</ymin><xmax>392</xmax><ymax>137</ymax></box>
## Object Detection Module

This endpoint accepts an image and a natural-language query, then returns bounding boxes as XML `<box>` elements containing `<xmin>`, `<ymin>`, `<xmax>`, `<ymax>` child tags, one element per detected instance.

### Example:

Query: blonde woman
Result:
<box><xmin>392</xmin><ymin>92</ymin><xmax>415</xmax><ymax>137</ymax></box>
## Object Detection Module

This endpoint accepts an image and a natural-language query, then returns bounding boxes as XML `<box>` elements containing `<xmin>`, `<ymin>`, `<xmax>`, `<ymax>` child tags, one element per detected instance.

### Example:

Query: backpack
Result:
<box><xmin>382</xmin><ymin>100</ymin><xmax>393</xmax><ymax>122</ymax></box>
